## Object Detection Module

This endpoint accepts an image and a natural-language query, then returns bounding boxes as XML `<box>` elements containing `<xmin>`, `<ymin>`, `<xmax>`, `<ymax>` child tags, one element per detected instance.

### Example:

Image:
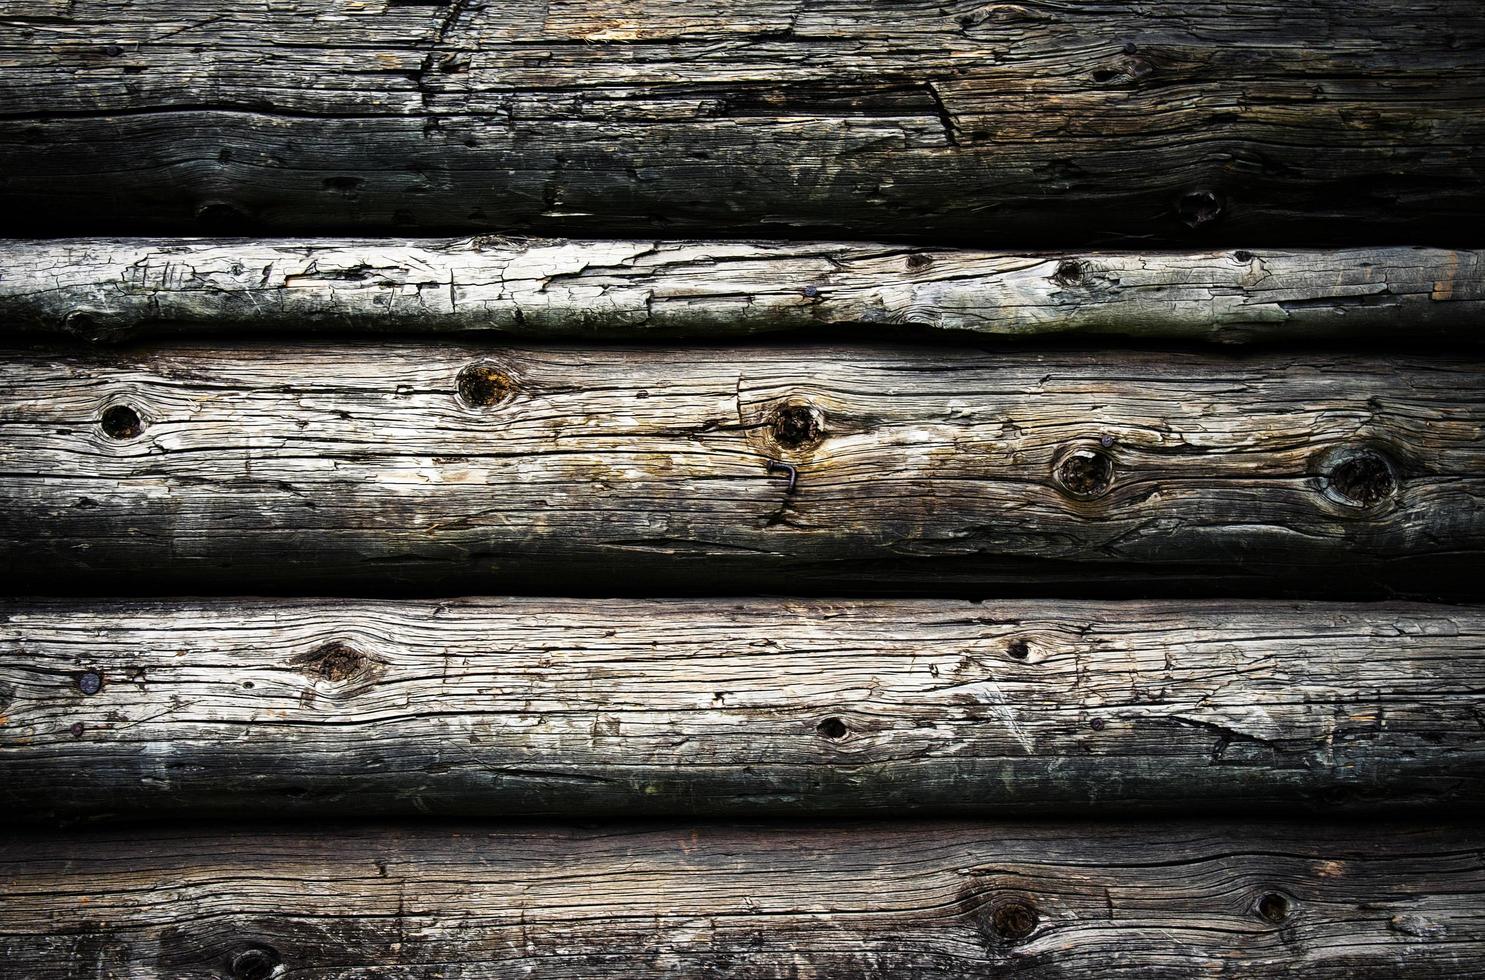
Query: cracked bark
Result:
<box><xmin>2</xmin><ymin>238</ymin><xmax>1480</xmax><ymax>343</ymax></box>
<box><xmin>1</xmin><ymin>0</ymin><xmax>1483</xmax><ymax>242</ymax></box>
<box><xmin>3</xmin><ymin>597</ymin><xmax>1483</xmax><ymax>820</ymax></box>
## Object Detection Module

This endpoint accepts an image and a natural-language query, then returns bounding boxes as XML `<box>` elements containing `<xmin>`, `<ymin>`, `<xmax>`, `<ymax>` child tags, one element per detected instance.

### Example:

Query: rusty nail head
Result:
<box><xmin>767</xmin><ymin>459</ymin><xmax>799</xmax><ymax>493</ymax></box>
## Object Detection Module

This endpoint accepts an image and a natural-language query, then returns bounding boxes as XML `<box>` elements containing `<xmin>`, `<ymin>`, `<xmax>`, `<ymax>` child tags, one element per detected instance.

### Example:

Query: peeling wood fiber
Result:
<box><xmin>4</xmin><ymin>238</ymin><xmax>1482</xmax><ymax>343</ymax></box>
<box><xmin>1</xmin><ymin>0</ymin><xmax>1483</xmax><ymax>242</ymax></box>
<box><xmin>3</xmin><ymin>597</ymin><xmax>1484</xmax><ymax>819</ymax></box>
<box><xmin>3</xmin><ymin>820</ymin><xmax>1484</xmax><ymax>978</ymax></box>
<box><xmin>1</xmin><ymin>342</ymin><xmax>1483</xmax><ymax>597</ymax></box>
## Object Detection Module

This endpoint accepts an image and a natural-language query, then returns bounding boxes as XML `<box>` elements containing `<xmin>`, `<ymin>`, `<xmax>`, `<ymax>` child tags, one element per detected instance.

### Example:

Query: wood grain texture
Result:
<box><xmin>3</xmin><ymin>597</ymin><xmax>1484</xmax><ymax>820</ymax></box>
<box><xmin>2</xmin><ymin>342</ymin><xmax>1483</xmax><ymax>597</ymax></box>
<box><xmin>5</xmin><ymin>238</ymin><xmax>1482</xmax><ymax>343</ymax></box>
<box><xmin>1</xmin><ymin>0</ymin><xmax>1483</xmax><ymax>242</ymax></box>
<box><xmin>3</xmin><ymin>820</ymin><xmax>1483</xmax><ymax>978</ymax></box>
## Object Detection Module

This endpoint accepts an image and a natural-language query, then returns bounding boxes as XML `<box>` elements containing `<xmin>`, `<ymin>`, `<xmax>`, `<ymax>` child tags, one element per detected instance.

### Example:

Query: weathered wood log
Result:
<box><xmin>3</xmin><ymin>597</ymin><xmax>1483</xmax><ymax>820</ymax></box>
<box><xmin>3</xmin><ymin>819</ymin><xmax>1482</xmax><ymax>977</ymax></box>
<box><xmin>2</xmin><ymin>342</ymin><xmax>1483</xmax><ymax>596</ymax></box>
<box><xmin>2</xmin><ymin>1</ymin><xmax>1484</xmax><ymax>243</ymax></box>
<box><xmin>4</xmin><ymin>238</ymin><xmax>1481</xmax><ymax>343</ymax></box>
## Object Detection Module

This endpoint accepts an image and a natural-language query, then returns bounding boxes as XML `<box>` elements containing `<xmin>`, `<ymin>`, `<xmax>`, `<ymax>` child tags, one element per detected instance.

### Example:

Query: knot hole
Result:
<box><xmin>1256</xmin><ymin>891</ymin><xmax>1292</xmax><ymax>925</ymax></box>
<box><xmin>816</xmin><ymin>717</ymin><xmax>848</xmax><ymax>740</ymax></box>
<box><xmin>100</xmin><ymin>404</ymin><xmax>144</xmax><ymax>440</ymax></box>
<box><xmin>229</xmin><ymin>944</ymin><xmax>282</xmax><ymax>980</ymax></box>
<box><xmin>457</xmin><ymin>363</ymin><xmax>517</xmax><ymax>409</ymax></box>
<box><xmin>1176</xmin><ymin>189</ymin><xmax>1225</xmax><ymax>228</ymax></box>
<box><xmin>1322</xmin><ymin>447</ymin><xmax>1397</xmax><ymax>508</ymax></box>
<box><xmin>772</xmin><ymin>402</ymin><xmax>823</xmax><ymax>451</ymax></box>
<box><xmin>1053</xmin><ymin>446</ymin><xmax>1115</xmax><ymax>500</ymax></box>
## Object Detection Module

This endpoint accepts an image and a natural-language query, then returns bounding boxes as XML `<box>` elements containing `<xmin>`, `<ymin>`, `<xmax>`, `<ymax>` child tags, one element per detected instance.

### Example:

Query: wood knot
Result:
<box><xmin>100</xmin><ymin>404</ymin><xmax>144</xmax><ymax>441</ymax></box>
<box><xmin>984</xmin><ymin>895</ymin><xmax>1040</xmax><ymax>944</ymax></box>
<box><xmin>1053</xmin><ymin>446</ymin><xmax>1115</xmax><ymax>500</ymax></box>
<box><xmin>816</xmin><ymin>717</ymin><xmax>848</xmax><ymax>740</ymax></box>
<box><xmin>63</xmin><ymin>309</ymin><xmax>104</xmax><ymax>337</ymax></box>
<box><xmin>1256</xmin><ymin>891</ymin><xmax>1291</xmax><ymax>925</ymax></box>
<box><xmin>958</xmin><ymin>3</ymin><xmax>1056</xmax><ymax>28</ymax></box>
<box><xmin>322</xmin><ymin>175</ymin><xmax>364</xmax><ymax>194</ymax></box>
<box><xmin>771</xmin><ymin>402</ymin><xmax>823</xmax><ymax>450</ymax></box>
<box><xmin>299</xmin><ymin>642</ymin><xmax>370</xmax><ymax>683</ymax></box>
<box><xmin>1091</xmin><ymin>56</ymin><xmax>1154</xmax><ymax>86</ymax></box>
<box><xmin>1176</xmin><ymin>189</ymin><xmax>1225</xmax><ymax>228</ymax></box>
<box><xmin>456</xmin><ymin>363</ymin><xmax>516</xmax><ymax>409</ymax></box>
<box><xmin>1051</xmin><ymin>259</ymin><xmax>1086</xmax><ymax>287</ymax></box>
<box><xmin>229</xmin><ymin>944</ymin><xmax>282</xmax><ymax>980</ymax></box>
<box><xmin>1318</xmin><ymin>446</ymin><xmax>1397</xmax><ymax>509</ymax></box>
<box><xmin>1005</xmin><ymin>639</ymin><xmax>1030</xmax><ymax>661</ymax></box>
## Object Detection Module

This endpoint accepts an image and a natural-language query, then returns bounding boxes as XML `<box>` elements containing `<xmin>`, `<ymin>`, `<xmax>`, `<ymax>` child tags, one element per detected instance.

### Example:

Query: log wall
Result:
<box><xmin>4</xmin><ymin>2</ymin><xmax>1484</xmax><ymax>974</ymax></box>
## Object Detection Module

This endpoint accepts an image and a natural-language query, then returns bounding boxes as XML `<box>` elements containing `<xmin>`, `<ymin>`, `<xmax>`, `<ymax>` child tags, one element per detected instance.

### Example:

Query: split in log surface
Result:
<box><xmin>2</xmin><ymin>342</ymin><xmax>1483</xmax><ymax>596</ymax></box>
<box><xmin>4</xmin><ymin>238</ymin><xmax>1483</xmax><ymax>343</ymax></box>
<box><xmin>2</xmin><ymin>1</ymin><xmax>1484</xmax><ymax>243</ymax></box>
<box><xmin>2</xmin><ymin>819</ymin><xmax>1483</xmax><ymax>978</ymax></box>
<box><xmin>3</xmin><ymin>597</ymin><xmax>1485</xmax><ymax>819</ymax></box>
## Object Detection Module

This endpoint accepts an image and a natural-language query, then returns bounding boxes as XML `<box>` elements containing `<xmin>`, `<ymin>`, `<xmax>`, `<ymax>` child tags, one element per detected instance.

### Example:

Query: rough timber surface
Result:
<box><xmin>4</xmin><ymin>239</ymin><xmax>1482</xmax><ymax>343</ymax></box>
<box><xmin>1</xmin><ymin>0</ymin><xmax>1484</xmax><ymax>242</ymax></box>
<box><xmin>3</xmin><ymin>597</ymin><xmax>1483</xmax><ymax>820</ymax></box>
<box><xmin>2</xmin><ymin>342</ymin><xmax>1484</xmax><ymax>596</ymax></box>
<box><xmin>2</xmin><ymin>819</ymin><xmax>1483</xmax><ymax>978</ymax></box>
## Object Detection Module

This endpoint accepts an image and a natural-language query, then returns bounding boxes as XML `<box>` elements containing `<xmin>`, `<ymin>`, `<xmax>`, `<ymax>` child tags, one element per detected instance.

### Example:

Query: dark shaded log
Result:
<box><xmin>1</xmin><ymin>1</ymin><xmax>1483</xmax><ymax>243</ymax></box>
<box><xmin>3</xmin><ymin>819</ymin><xmax>1483</xmax><ymax>978</ymax></box>
<box><xmin>4</xmin><ymin>238</ymin><xmax>1481</xmax><ymax>343</ymax></box>
<box><xmin>2</xmin><ymin>342</ymin><xmax>1483</xmax><ymax>597</ymax></box>
<box><xmin>3</xmin><ymin>597</ymin><xmax>1483</xmax><ymax>820</ymax></box>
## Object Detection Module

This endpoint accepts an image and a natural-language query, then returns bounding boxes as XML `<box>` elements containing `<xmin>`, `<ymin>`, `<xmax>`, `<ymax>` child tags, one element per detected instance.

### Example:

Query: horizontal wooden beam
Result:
<box><xmin>4</xmin><ymin>239</ymin><xmax>1480</xmax><ymax>343</ymax></box>
<box><xmin>2</xmin><ymin>343</ymin><xmax>1483</xmax><ymax>596</ymax></box>
<box><xmin>3</xmin><ymin>820</ymin><xmax>1482</xmax><ymax>977</ymax></box>
<box><xmin>2</xmin><ymin>1</ymin><xmax>1483</xmax><ymax>242</ymax></box>
<box><xmin>3</xmin><ymin>598</ymin><xmax>1482</xmax><ymax>819</ymax></box>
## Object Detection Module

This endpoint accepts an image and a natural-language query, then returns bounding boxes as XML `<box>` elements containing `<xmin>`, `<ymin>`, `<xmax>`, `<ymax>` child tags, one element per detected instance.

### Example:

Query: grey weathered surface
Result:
<box><xmin>2</xmin><ymin>597</ymin><xmax>1483</xmax><ymax>820</ymax></box>
<box><xmin>2</xmin><ymin>819</ymin><xmax>1483</xmax><ymax>978</ymax></box>
<box><xmin>1</xmin><ymin>0</ymin><xmax>1483</xmax><ymax>243</ymax></box>
<box><xmin>4</xmin><ymin>238</ymin><xmax>1482</xmax><ymax>343</ymax></box>
<box><xmin>2</xmin><ymin>342</ymin><xmax>1483</xmax><ymax>596</ymax></box>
